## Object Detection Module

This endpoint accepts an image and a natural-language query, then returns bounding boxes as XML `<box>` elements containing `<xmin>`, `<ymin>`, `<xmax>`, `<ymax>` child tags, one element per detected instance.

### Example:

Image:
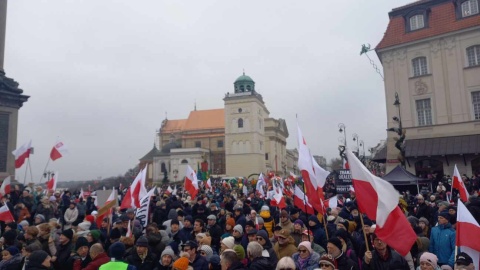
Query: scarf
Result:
<box><xmin>298</xmin><ymin>255</ymin><xmax>310</xmax><ymax>269</ymax></box>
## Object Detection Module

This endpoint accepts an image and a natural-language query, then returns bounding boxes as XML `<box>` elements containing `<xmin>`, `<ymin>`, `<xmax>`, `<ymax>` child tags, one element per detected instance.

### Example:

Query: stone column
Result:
<box><xmin>0</xmin><ymin>0</ymin><xmax>7</xmax><ymax>72</ymax></box>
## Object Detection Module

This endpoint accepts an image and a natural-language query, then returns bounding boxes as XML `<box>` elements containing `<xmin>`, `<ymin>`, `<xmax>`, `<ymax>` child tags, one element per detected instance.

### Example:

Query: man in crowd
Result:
<box><xmin>362</xmin><ymin>233</ymin><xmax>408</xmax><ymax>270</ymax></box>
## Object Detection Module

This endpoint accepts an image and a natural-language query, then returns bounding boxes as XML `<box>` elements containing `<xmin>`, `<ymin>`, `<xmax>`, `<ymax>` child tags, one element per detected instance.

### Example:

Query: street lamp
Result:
<box><xmin>352</xmin><ymin>133</ymin><xmax>360</xmax><ymax>157</ymax></box>
<box><xmin>359</xmin><ymin>140</ymin><xmax>365</xmax><ymax>157</ymax></box>
<box><xmin>386</xmin><ymin>92</ymin><xmax>406</xmax><ymax>167</ymax></box>
<box><xmin>43</xmin><ymin>170</ymin><xmax>54</xmax><ymax>183</ymax></box>
<box><xmin>338</xmin><ymin>123</ymin><xmax>347</xmax><ymax>147</ymax></box>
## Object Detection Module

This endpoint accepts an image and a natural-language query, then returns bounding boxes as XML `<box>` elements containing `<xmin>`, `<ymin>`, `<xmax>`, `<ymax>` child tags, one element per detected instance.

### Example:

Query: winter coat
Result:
<box><xmin>273</xmin><ymin>237</ymin><xmax>297</xmax><ymax>259</ymax></box>
<box><xmin>248</xmin><ymin>256</ymin><xmax>271</xmax><ymax>270</ymax></box>
<box><xmin>73</xmin><ymin>252</ymin><xmax>110</xmax><ymax>270</ymax></box>
<box><xmin>415</xmin><ymin>202</ymin><xmax>430</xmax><ymax>221</ymax></box>
<box><xmin>226</xmin><ymin>261</ymin><xmax>246</xmax><ymax>270</ymax></box>
<box><xmin>429</xmin><ymin>223</ymin><xmax>455</xmax><ymax>268</ymax></box>
<box><xmin>362</xmin><ymin>248</ymin><xmax>409</xmax><ymax>270</ymax></box>
<box><xmin>64</xmin><ymin>208</ymin><xmax>79</xmax><ymax>230</ymax></box>
<box><xmin>292</xmin><ymin>251</ymin><xmax>321</xmax><ymax>270</ymax></box>
<box><xmin>259</xmin><ymin>210</ymin><xmax>275</xmax><ymax>238</ymax></box>
<box><xmin>35</xmin><ymin>203</ymin><xmax>54</xmax><ymax>223</ymax></box>
<box><xmin>235</xmin><ymin>214</ymin><xmax>247</xmax><ymax>230</ymax></box>
<box><xmin>260</xmin><ymin>236</ymin><xmax>278</xmax><ymax>265</ymax></box>
<box><xmin>207</xmin><ymin>223</ymin><xmax>222</xmax><ymax>252</ymax></box>
<box><xmin>335</xmin><ymin>251</ymin><xmax>360</xmax><ymax>270</ymax></box>
<box><xmin>0</xmin><ymin>253</ymin><xmax>24</xmax><ymax>270</ymax></box>
<box><xmin>126</xmin><ymin>250</ymin><xmax>157</xmax><ymax>270</ymax></box>
<box><xmin>55</xmin><ymin>241</ymin><xmax>74</xmax><ymax>270</ymax></box>
<box><xmin>190</xmin><ymin>253</ymin><xmax>209</xmax><ymax>270</ymax></box>
<box><xmin>280</xmin><ymin>219</ymin><xmax>294</xmax><ymax>234</ymax></box>
<box><xmin>308</xmin><ymin>217</ymin><xmax>327</xmax><ymax>249</ymax></box>
<box><xmin>147</xmin><ymin>233</ymin><xmax>166</xmax><ymax>258</ymax></box>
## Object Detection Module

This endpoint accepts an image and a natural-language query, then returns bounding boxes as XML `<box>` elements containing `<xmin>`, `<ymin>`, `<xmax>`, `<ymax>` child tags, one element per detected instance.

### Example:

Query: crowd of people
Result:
<box><xmin>0</xmin><ymin>177</ymin><xmax>479</xmax><ymax>270</ymax></box>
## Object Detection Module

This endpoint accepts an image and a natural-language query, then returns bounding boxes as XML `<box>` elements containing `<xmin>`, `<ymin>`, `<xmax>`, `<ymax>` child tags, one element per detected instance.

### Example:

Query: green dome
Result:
<box><xmin>235</xmin><ymin>74</ymin><xmax>254</xmax><ymax>83</ymax></box>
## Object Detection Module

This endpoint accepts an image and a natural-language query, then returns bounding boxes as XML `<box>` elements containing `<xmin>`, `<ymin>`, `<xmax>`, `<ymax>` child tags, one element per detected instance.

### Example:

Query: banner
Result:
<box><xmin>336</xmin><ymin>169</ymin><xmax>352</xmax><ymax>193</ymax></box>
<box><xmin>135</xmin><ymin>188</ymin><xmax>155</xmax><ymax>231</ymax></box>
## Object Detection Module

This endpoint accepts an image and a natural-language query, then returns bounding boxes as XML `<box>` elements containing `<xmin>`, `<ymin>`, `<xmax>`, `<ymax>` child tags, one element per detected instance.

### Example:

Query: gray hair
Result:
<box><xmin>275</xmin><ymin>257</ymin><xmax>296</xmax><ymax>270</ymax></box>
<box><xmin>247</xmin><ymin>242</ymin><xmax>263</xmax><ymax>259</ymax></box>
<box><xmin>220</xmin><ymin>250</ymin><xmax>238</xmax><ymax>266</ymax></box>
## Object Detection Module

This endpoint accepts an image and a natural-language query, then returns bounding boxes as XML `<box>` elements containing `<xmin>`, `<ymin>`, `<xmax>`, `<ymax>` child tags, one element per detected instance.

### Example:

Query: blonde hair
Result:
<box><xmin>275</xmin><ymin>257</ymin><xmax>296</xmax><ymax>270</ymax></box>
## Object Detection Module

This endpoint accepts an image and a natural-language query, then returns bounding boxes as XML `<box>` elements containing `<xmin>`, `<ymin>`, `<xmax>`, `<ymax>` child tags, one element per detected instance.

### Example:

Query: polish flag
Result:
<box><xmin>206</xmin><ymin>179</ymin><xmax>213</xmax><ymax>193</ymax></box>
<box><xmin>47</xmin><ymin>173</ymin><xmax>58</xmax><ymax>191</ymax></box>
<box><xmin>50</xmin><ymin>140</ymin><xmax>68</xmax><ymax>161</ymax></box>
<box><xmin>452</xmin><ymin>165</ymin><xmax>469</xmax><ymax>202</ymax></box>
<box><xmin>12</xmin><ymin>140</ymin><xmax>32</xmax><ymax>169</ymax></box>
<box><xmin>166</xmin><ymin>186</ymin><xmax>173</xmax><ymax>194</ymax></box>
<box><xmin>272</xmin><ymin>180</ymin><xmax>286</xmax><ymax>209</ymax></box>
<box><xmin>243</xmin><ymin>185</ymin><xmax>248</xmax><ymax>196</ymax></box>
<box><xmin>312</xmin><ymin>156</ymin><xmax>329</xmax><ymax>202</ymax></box>
<box><xmin>120</xmin><ymin>167</ymin><xmax>147</xmax><ymax>209</ymax></box>
<box><xmin>0</xmin><ymin>205</ymin><xmax>14</xmax><ymax>223</ymax></box>
<box><xmin>185</xmin><ymin>165</ymin><xmax>199</xmax><ymax>199</ymax></box>
<box><xmin>96</xmin><ymin>188</ymin><xmax>116</xmax><ymax>228</ymax></box>
<box><xmin>456</xmin><ymin>199</ymin><xmax>480</xmax><ymax>269</ymax></box>
<box><xmin>79</xmin><ymin>188</ymin><xmax>84</xmax><ymax>200</ymax></box>
<box><xmin>0</xmin><ymin>176</ymin><xmax>11</xmax><ymax>197</ymax></box>
<box><xmin>293</xmin><ymin>185</ymin><xmax>314</xmax><ymax>214</ymax></box>
<box><xmin>172</xmin><ymin>186</ymin><xmax>177</xmax><ymax>196</ymax></box>
<box><xmin>297</xmin><ymin>124</ymin><xmax>323</xmax><ymax>213</ymax></box>
<box><xmin>346</xmin><ymin>150</ymin><xmax>416</xmax><ymax>256</ymax></box>
<box><xmin>256</xmin><ymin>173</ymin><xmax>266</xmax><ymax>198</ymax></box>
<box><xmin>126</xmin><ymin>220</ymin><xmax>132</xmax><ymax>237</ymax></box>
<box><xmin>323</xmin><ymin>196</ymin><xmax>339</xmax><ymax>209</ymax></box>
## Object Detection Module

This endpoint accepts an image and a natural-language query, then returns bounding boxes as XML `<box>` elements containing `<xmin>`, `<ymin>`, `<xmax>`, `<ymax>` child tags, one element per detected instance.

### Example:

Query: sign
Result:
<box><xmin>135</xmin><ymin>188</ymin><xmax>155</xmax><ymax>231</ymax></box>
<box><xmin>336</xmin><ymin>169</ymin><xmax>352</xmax><ymax>193</ymax></box>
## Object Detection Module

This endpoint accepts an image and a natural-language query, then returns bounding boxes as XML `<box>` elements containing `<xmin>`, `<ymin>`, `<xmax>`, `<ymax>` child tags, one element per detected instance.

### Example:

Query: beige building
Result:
<box><xmin>376</xmin><ymin>0</ymin><xmax>480</xmax><ymax>178</ymax></box>
<box><xmin>140</xmin><ymin>73</ymin><xmax>296</xmax><ymax>184</ymax></box>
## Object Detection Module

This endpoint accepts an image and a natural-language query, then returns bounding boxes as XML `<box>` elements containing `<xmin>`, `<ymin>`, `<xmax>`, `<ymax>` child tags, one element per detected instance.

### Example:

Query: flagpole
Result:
<box><xmin>23</xmin><ymin>158</ymin><xmax>29</xmax><ymax>185</ymax></box>
<box><xmin>28</xmin><ymin>158</ymin><xmax>33</xmax><ymax>184</ymax></box>
<box><xmin>323</xmin><ymin>212</ymin><xmax>329</xmax><ymax>240</ymax></box>
<box><xmin>39</xmin><ymin>158</ymin><xmax>51</xmax><ymax>184</ymax></box>
<box><xmin>300</xmin><ymin>182</ymin><xmax>312</xmax><ymax>236</ymax></box>
<box><xmin>359</xmin><ymin>212</ymin><xmax>370</xmax><ymax>252</ymax></box>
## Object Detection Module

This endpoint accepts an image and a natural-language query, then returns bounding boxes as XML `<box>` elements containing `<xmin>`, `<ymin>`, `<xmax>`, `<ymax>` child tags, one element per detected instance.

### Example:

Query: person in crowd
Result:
<box><xmin>0</xmin><ymin>246</ymin><xmax>23</xmax><ymax>270</ymax></box>
<box><xmin>171</xmin><ymin>252</ymin><xmax>192</xmax><ymax>270</ymax></box>
<box><xmin>246</xmin><ymin>229</ymin><xmax>257</xmax><ymax>243</ymax></box>
<box><xmin>69</xmin><ymin>237</ymin><xmax>92</xmax><ymax>270</ymax></box>
<box><xmin>259</xmin><ymin>206</ymin><xmax>274</xmax><ymax>238</ymax></box>
<box><xmin>274</xmin><ymin>257</ymin><xmax>295</xmax><ymax>270</ymax></box>
<box><xmin>279</xmin><ymin>210</ymin><xmax>293</xmax><ymax>233</ymax></box>
<box><xmin>291</xmin><ymin>219</ymin><xmax>305</xmax><ymax>246</ymax></box>
<box><xmin>126</xmin><ymin>236</ymin><xmax>157</xmax><ymax>270</ymax></box>
<box><xmin>429</xmin><ymin>211</ymin><xmax>455</xmax><ymax>269</ymax></box>
<box><xmin>14</xmin><ymin>203</ymin><xmax>31</xmax><ymax>223</ymax></box>
<box><xmin>246</xmin><ymin>242</ymin><xmax>269</xmax><ymax>270</ymax></box>
<box><xmin>301</xmin><ymin>229</ymin><xmax>325</xmax><ymax>255</ymax></box>
<box><xmin>220</xmin><ymin>249</ymin><xmax>245</xmax><ymax>270</ymax></box>
<box><xmin>181</xmin><ymin>241</ymin><xmax>208</xmax><ymax>270</ymax></box>
<box><xmin>54</xmin><ymin>229</ymin><xmax>74</xmax><ymax>270</ymax></box>
<box><xmin>418</xmin><ymin>252</ymin><xmax>441</xmax><ymax>270</ymax></box>
<box><xmin>454</xmin><ymin>252</ymin><xmax>474</xmax><ymax>270</ymax></box>
<box><xmin>26</xmin><ymin>250</ymin><xmax>52</xmax><ymax>270</ymax></box>
<box><xmin>292</xmin><ymin>241</ymin><xmax>320</xmax><ymax>270</ymax></box>
<box><xmin>99</xmin><ymin>242</ymin><xmax>137</xmax><ymax>270</ymax></box>
<box><xmin>233</xmin><ymin>205</ymin><xmax>246</xmax><ymax>230</ymax></box>
<box><xmin>319</xmin><ymin>254</ymin><xmax>337</xmax><ymax>270</ymax></box>
<box><xmin>206</xmin><ymin>214</ymin><xmax>222</xmax><ymax>252</ymax></box>
<box><xmin>79</xmin><ymin>243</ymin><xmax>110</xmax><ymax>270</ymax></box>
<box><xmin>273</xmin><ymin>229</ymin><xmax>296</xmax><ymax>259</ymax></box>
<box><xmin>198</xmin><ymin>245</ymin><xmax>213</xmax><ymax>262</ymax></box>
<box><xmin>362</xmin><ymin>233</ymin><xmax>408</xmax><ymax>270</ymax></box>
<box><xmin>64</xmin><ymin>202</ymin><xmax>79</xmax><ymax>230</ymax></box>
<box><xmin>307</xmin><ymin>216</ymin><xmax>327</xmax><ymax>249</ymax></box>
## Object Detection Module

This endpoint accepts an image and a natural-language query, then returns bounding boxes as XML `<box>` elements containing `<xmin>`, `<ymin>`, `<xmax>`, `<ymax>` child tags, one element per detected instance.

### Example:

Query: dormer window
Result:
<box><xmin>410</xmin><ymin>14</ymin><xmax>425</xmax><ymax>30</ymax></box>
<box><xmin>461</xmin><ymin>0</ymin><xmax>479</xmax><ymax>17</ymax></box>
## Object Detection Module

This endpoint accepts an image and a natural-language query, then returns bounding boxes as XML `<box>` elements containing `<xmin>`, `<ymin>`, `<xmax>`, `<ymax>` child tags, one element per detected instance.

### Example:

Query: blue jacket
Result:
<box><xmin>429</xmin><ymin>223</ymin><xmax>455</xmax><ymax>267</ymax></box>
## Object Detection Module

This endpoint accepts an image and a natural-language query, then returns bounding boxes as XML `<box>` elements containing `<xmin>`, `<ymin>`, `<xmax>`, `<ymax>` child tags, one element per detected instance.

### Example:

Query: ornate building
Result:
<box><xmin>376</xmin><ymin>0</ymin><xmax>480</xmax><ymax>178</ymax></box>
<box><xmin>140</xmin><ymin>73</ymin><xmax>295</xmax><ymax>185</ymax></box>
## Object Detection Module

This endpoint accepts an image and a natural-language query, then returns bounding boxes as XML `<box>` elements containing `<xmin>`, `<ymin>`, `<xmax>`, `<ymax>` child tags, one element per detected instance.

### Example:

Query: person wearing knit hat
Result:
<box><xmin>70</xmin><ymin>237</ymin><xmax>91</xmax><ymax>269</ymax></box>
<box><xmin>125</xmin><ymin>236</ymin><xmax>157</xmax><ymax>270</ymax></box>
<box><xmin>419</xmin><ymin>252</ymin><xmax>438</xmax><ymax>269</ymax></box>
<box><xmin>455</xmin><ymin>252</ymin><xmax>474</xmax><ymax>269</ymax></box>
<box><xmin>319</xmin><ymin>254</ymin><xmax>336</xmax><ymax>269</ymax></box>
<box><xmin>232</xmin><ymin>244</ymin><xmax>245</xmax><ymax>260</ymax></box>
<box><xmin>199</xmin><ymin>245</ymin><xmax>213</xmax><ymax>262</ymax></box>
<box><xmin>364</xmin><ymin>233</ymin><xmax>409</xmax><ymax>269</ymax></box>
<box><xmin>158</xmin><ymin>246</ymin><xmax>175</xmax><ymax>269</ymax></box>
<box><xmin>221</xmin><ymin>236</ymin><xmax>235</xmax><ymax>252</ymax></box>
<box><xmin>56</xmin><ymin>229</ymin><xmax>75</xmax><ymax>269</ymax></box>
<box><xmin>430</xmin><ymin>208</ymin><xmax>456</xmax><ymax>269</ymax></box>
<box><xmin>34</xmin><ymin>214</ymin><xmax>46</xmax><ymax>225</ymax></box>
<box><xmin>77</xmin><ymin>221</ymin><xmax>91</xmax><ymax>232</ymax></box>
<box><xmin>259</xmin><ymin>204</ymin><xmax>275</xmax><ymax>238</ymax></box>
<box><xmin>172</xmin><ymin>252</ymin><xmax>190</xmax><ymax>270</ymax></box>
<box><xmin>291</xmin><ymin>241</ymin><xmax>320</xmax><ymax>270</ymax></box>
<box><xmin>233</xmin><ymin>224</ymin><xmax>243</xmax><ymax>236</ymax></box>
<box><xmin>27</xmin><ymin>250</ymin><xmax>52</xmax><ymax>269</ymax></box>
<box><xmin>100</xmin><ymin>242</ymin><xmax>136</xmax><ymax>270</ymax></box>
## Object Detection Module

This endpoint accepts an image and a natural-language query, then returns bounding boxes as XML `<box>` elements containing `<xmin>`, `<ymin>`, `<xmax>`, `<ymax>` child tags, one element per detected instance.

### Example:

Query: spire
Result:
<box><xmin>165</xmin><ymin>111</ymin><xmax>168</xmax><ymax>120</ymax></box>
<box><xmin>243</xmin><ymin>68</ymin><xmax>245</xmax><ymax>76</ymax></box>
<box><xmin>194</xmin><ymin>99</ymin><xmax>197</xmax><ymax>111</ymax></box>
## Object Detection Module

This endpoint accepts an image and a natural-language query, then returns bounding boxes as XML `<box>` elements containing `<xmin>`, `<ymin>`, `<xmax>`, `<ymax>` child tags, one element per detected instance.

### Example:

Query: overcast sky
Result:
<box><xmin>6</xmin><ymin>0</ymin><xmax>413</xmax><ymax>181</ymax></box>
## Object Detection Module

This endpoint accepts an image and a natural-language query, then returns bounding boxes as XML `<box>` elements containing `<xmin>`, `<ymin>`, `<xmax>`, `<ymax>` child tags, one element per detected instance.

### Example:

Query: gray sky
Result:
<box><xmin>6</xmin><ymin>0</ymin><xmax>413</xmax><ymax>181</ymax></box>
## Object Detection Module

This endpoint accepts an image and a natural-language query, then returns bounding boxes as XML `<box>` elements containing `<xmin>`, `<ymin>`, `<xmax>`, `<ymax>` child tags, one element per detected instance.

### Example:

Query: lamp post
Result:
<box><xmin>386</xmin><ymin>92</ymin><xmax>406</xmax><ymax>167</ymax></box>
<box><xmin>352</xmin><ymin>133</ymin><xmax>360</xmax><ymax>157</ymax></box>
<box><xmin>338</xmin><ymin>123</ymin><xmax>347</xmax><ymax>147</ymax></box>
<box><xmin>359</xmin><ymin>140</ymin><xmax>365</xmax><ymax>157</ymax></box>
<box><xmin>43</xmin><ymin>170</ymin><xmax>54</xmax><ymax>183</ymax></box>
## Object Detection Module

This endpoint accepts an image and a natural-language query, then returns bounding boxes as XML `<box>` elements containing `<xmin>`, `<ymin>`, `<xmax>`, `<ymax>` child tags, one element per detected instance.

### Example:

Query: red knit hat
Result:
<box><xmin>85</xmin><ymin>215</ymin><xmax>94</xmax><ymax>223</ymax></box>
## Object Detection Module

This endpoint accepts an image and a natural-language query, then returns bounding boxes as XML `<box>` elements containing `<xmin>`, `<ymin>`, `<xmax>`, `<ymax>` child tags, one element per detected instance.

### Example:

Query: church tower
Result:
<box><xmin>224</xmin><ymin>73</ymin><xmax>269</xmax><ymax>177</ymax></box>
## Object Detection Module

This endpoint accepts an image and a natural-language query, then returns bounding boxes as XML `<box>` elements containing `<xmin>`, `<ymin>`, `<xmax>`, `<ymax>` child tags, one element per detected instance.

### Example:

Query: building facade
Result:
<box><xmin>140</xmin><ymin>73</ymin><xmax>296</xmax><ymax>185</ymax></box>
<box><xmin>376</xmin><ymin>0</ymin><xmax>480</xmax><ymax>178</ymax></box>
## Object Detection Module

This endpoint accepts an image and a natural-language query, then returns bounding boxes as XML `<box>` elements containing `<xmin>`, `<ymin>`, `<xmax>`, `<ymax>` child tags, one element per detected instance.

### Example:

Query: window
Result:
<box><xmin>259</xmin><ymin>141</ymin><xmax>263</xmax><ymax>150</ymax></box>
<box><xmin>217</xmin><ymin>140</ymin><xmax>224</xmax><ymax>148</ymax></box>
<box><xmin>246</xmin><ymin>85</ymin><xmax>251</xmax><ymax>91</ymax></box>
<box><xmin>472</xmin><ymin>91</ymin><xmax>480</xmax><ymax>120</ymax></box>
<box><xmin>416</xmin><ymin>99</ymin><xmax>433</xmax><ymax>126</ymax></box>
<box><xmin>467</xmin><ymin>45</ymin><xmax>480</xmax><ymax>67</ymax></box>
<box><xmin>195</xmin><ymin>141</ymin><xmax>201</xmax><ymax>148</ymax></box>
<box><xmin>238</xmin><ymin>118</ymin><xmax>243</xmax><ymax>128</ymax></box>
<box><xmin>181</xmin><ymin>159</ymin><xmax>188</xmax><ymax>164</ymax></box>
<box><xmin>461</xmin><ymin>0</ymin><xmax>479</xmax><ymax>17</ymax></box>
<box><xmin>412</xmin><ymin>57</ymin><xmax>428</xmax><ymax>77</ymax></box>
<box><xmin>265</xmin><ymin>153</ymin><xmax>269</xmax><ymax>160</ymax></box>
<box><xmin>409</xmin><ymin>14</ymin><xmax>425</xmax><ymax>30</ymax></box>
<box><xmin>240</xmin><ymin>85</ymin><xmax>244</xmax><ymax>92</ymax></box>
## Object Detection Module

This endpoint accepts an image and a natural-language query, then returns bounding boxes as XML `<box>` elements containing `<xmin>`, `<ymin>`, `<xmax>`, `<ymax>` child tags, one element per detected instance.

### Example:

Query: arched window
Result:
<box><xmin>246</xmin><ymin>85</ymin><xmax>251</xmax><ymax>91</ymax></box>
<box><xmin>240</xmin><ymin>85</ymin><xmax>245</xmax><ymax>92</ymax></box>
<box><xmin>238</xmin><ymin>118</ymin><xmax>244</xmax><ymax>128</ymax></box>
<box><xmin>466</xmin><ymin>45</ymin><xmax>480</xmax><ymax>67</ymax></box>
<box><xmin>181</xmin><ymin>159</ymin><xmax>188</xmax><ymax>164</ymax></box>
<box><xmin>412</xmin><ymin>57</ymin><xmax>428</xmax><ymax>77</ymax></box>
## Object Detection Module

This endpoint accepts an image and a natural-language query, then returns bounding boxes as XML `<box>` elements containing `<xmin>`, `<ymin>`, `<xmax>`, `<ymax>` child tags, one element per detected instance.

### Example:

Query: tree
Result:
<box><xmin>329</xmin><ymin>157</ymin><xmax>343</xmax><ymax>171</ymax></box>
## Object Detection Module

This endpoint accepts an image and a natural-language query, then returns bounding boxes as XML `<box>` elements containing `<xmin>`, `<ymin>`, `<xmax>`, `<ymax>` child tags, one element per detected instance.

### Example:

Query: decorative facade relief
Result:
<box><xmin>429</xmin><ymin>39</ymin><xmax>441</xmax><ymax>58</ymax></box>
<box><xmin>443</xmin><ymin>37</ymin><xmax>456</xmax><ymax>54</ymax></box>
<box><xmin>414</xmin><ymin>79</ymin><xmax>429</xmax><ymax>95</ymax></box>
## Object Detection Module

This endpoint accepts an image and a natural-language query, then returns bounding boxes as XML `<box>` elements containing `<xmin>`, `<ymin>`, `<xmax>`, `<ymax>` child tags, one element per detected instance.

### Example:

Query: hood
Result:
<box><xmin>168</xmin><ymin>209</ymin><xmax>178</xmax><ymax>220</ymax></box>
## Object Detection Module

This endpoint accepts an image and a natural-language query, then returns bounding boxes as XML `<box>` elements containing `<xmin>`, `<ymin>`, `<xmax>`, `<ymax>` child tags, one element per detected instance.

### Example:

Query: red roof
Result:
<box><xmin>376</xmin><ymin>1</ymin><xmax>480</xmax><ymax>50</ymax></box>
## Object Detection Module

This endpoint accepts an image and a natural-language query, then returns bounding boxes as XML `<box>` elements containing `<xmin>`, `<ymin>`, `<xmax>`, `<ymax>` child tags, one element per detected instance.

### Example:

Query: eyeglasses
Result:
<box><xmin>298</xmin><ymin>249</ymin><xmax>308</xmax><ymax>253</ymax></box>
<box><xmin>256</xmin><ymin>237</ymin><xmax>264</xmax><ymax>241</ymax></box>
<box><xmin>320</xmin><ymin>263</ymin><xmax>332</xmax><ymax>268</ymax></box>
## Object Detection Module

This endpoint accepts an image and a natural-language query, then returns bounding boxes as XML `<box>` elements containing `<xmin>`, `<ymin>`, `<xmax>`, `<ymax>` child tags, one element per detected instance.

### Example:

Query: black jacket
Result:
<box><xmin>55</xmin><ymin>241</ymin><xmax>73</xmax><ymax>270</ymax></box>
<box><xmin>227</xmin><ymin>261</ymin><xmax>246</xmax><ymax>270</ymax></box>
<box><xmin>248</xmin><ymin>257</ymin><xmax>270</xmax><ymax>270</ymax></box>
<box><xmin>126</xmin><ymin>250</ymin><xmax>157</xmax><ymax>270</ymax></box>
<box><xmin>362</xmin><ymin>248</ymin><xmax>409</xmax><ymax>270</ymax></box>
<box><xmin>191</xmin><ymin>253</ymin><xmax>209</xmax><ymax>270</ymax></box>
<box><xmin>336</xmin><ymin>252</ymin><xmax>359</xmax><ymax>270</ymax></box>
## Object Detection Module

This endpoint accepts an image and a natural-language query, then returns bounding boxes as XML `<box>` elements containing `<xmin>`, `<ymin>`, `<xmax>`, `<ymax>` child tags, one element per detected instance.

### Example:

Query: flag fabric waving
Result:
<box><xmin>120</xmin><ymin>167</ymin><xmax>147</xmax><ymax>209</ymax></box>
<box><xmin>456</xmin><ymin>199</ymin><xmax>480</xmax><ymax>269</ymax></box>
<box><xmin>346</xmin><ymin>150</ymin><xmax>416</xmax><ymax>256</ymax></box>
<box><xmin>12</xmin><ymin>140</ymin><xmax>32</xmax><ymax>169</ymax></box>
<box><xmin>0</xmin><ymin>205</ymin><xmax>14</xmax><ymax>223</ymax></box>
<box><xmin>323</xmin><ymin>196</ymin><xmax>339</xmax><ymax>209</ymax></box>
<box><xmin>452</xmin><ymin>165</ymin><xmax>469</xmax><ymax>202</ymax></box>
<box><xmin>79</xmin><ymin>188</ymin><xmax>84</xmax><ymax>200</ymax></box>
<box><xmin>166</xmin><ymin>186</ymin><xmax>173</xmax><ymax>194</ymax></box>
<box><xmin>293</xmin><ymin>185</ymin><xmax>314</xmax><ymax>214</ymax></box>
<box><xmin>126</xmin><ymin>220</ymin><xmax>132</xmax><ymax>237</ymax></box>
<box><xmin>185</xmin><ymin>165</ymin><xmax>199</xmax><ymax>199</ymax></box>
<box><xmin>50</xmin><ymin>140</ymin><xmax>68</xmax><ymax>161</ymax></box>
<box><xmin>0</xmin><ymin>176</ymin><xmax>11</xmax><ymax>197</ymax></box>
<box><xmin>206</xmin><ymin>179</ymin><xmax>213</xmax><ymax>193</ymax></box>
<box><xmin>46</xmin><ymin>173</ymin><xmax>58</xmax><ymax>191</ymax></box>
<box><xmin>256</xmin><ymin>173</ymin><xmax>266</xmax><ymax>198</ymax></box>
<box><xmin>297</xmin><ymin>124</ymin><xmax>323</xmax><ymax>213</ymax></box>
<box><xmin>96</xmin><ymin>188</ymin><xmax>116</xmax><ymax>228</ymax></box>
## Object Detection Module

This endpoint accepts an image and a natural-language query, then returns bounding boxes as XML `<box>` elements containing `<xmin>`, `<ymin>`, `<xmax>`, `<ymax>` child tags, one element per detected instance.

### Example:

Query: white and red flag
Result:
<box><xmin>256</xmin><ymin>173</ymin><xmax>266</xmax><ymax>198</ymax></box>
<box><xmin>323</xmin><ymin>196</ymin><xmax>339</xmax><ymax>209</ymax></box>
<box><xmin>96</xmin><ymin>188</ymin><xmax>116</xmax><ymax>228</ymax></box>
<box><xmin>271</xmin><ymin>179</ymin><xmax>286</xmax><ymax>209</ymax></box>
<box><xmin>206</xmin><ymin>178</ymin><xmax>213</xmax><ymax>193</ymax></box>
<box><xmin>0</xmin><ymin>205</ymin><xmax>14</xmax><ymax>223</ymax></box>
<box><xmin>293</xmin><ymin>185</ymin><xmax>314</xmax><ymax>214</ymax></box>
<box><xmin>50</xmin><ymin>140</ymin><xmax>68</xmax><ymax>161</ymax></box>
<box><xmin>346</xmin><ymin>150</ymin><xmax>416</xmax><ymax>256</ymax></box>
<box><xmin>297</xmin><ymin>124</ymin><xmax>324</xmax><ymax>213</ymax></box>
<box><xmin>12</xmin><ymin>140</ymin><xmax>32</xmax><ymax>169</ymax></box>
<box><xmin>172</xmin><ymin>186</ymin><xmax>177</xmax><ymax>196</ymax></box>
<box><xmin>456</xmin><ymin>199</ymin><xmax>480</xmax><ymax>269</ymax></box>
<box><xmin>79</xmin><ymin>188</ymin><xmax>84</xmax><ymax>200</ymax></box>
<box><xmin>185</xmin><ymin>165</ymin><xmax>199</xmax><ymax>199</ymax></box>
<box><xmin>166</xmin><ymin>186</ymin><xmax>173</xmax><ymax>194</ymax></box>
<box><xmin>452</xmin><ymin>165</ymin><xmax>469</xmax><ymax>202</ymax></box>
<box><xmin>0</xmin><ymin>176</ymin><xmax>11</xmax><ymax>197</ymax></box>
<box><xmin>126</xmin><ymin>220</ymin><xmax>132</xmax><ymax>237</ymax></box>
<box><xmin>46</xmin><ymin>172</ymin><xmax>58</xmax><ymax>191</ymax></box>
<box><xmin>120</xmin><ymin>167</ymin><xmax>147</xmax><ymax>209</ymax></box>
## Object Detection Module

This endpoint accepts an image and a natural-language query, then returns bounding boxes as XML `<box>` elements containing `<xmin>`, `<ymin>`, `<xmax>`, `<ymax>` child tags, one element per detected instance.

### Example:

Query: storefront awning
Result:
<box><xmin>405</xmin><ymin>134</ymin><xmax>480</xmax><ymax>157</ymax></box>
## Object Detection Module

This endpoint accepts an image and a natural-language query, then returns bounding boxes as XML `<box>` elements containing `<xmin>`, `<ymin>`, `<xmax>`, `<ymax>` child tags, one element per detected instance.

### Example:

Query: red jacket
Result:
<box><xmin>74</xmin><ymin>252</ymin><xmax>110</xmax><ymax>270</ymax></box>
